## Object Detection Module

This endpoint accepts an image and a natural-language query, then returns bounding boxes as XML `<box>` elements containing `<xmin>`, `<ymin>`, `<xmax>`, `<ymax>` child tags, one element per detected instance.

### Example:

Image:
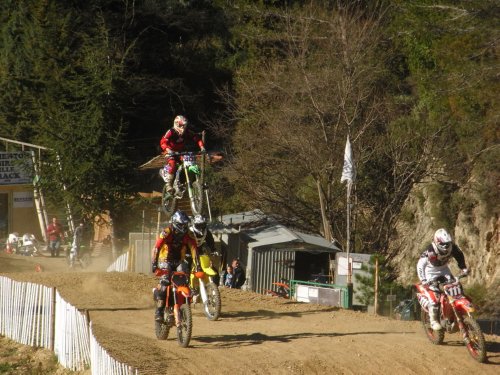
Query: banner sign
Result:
<box><xmin>0</xmin><ymin>152</ymin><xmax>33</xmax><ymax>185</ymax></box>
<box><xmin>13</xmin><ymin>191</ymin><xmax>34</xmax><ymax>208</ymax></box>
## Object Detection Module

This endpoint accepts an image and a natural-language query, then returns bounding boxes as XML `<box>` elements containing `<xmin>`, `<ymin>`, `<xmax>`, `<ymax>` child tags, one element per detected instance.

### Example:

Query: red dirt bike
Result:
<box><xmin>415</xmin><ymin>274</ymin><xmax>486</xmax><ymax>363</ymax></box>
<box><xmin>264</xmin><ymin>278</ymin><xmax>290</xmax><ymax>299</ymax></box>
<box><xmin>154</xmin><ymin>270</ymin><xmax>204</xmax><ymax>347</ymax></box>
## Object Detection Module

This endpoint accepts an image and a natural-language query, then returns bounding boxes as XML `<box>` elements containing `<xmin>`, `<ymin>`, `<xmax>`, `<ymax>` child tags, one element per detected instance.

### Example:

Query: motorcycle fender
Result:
<box><xmin>188</xmin><ymin>165</ymin><xmax>200</xmax><ymax>175</ymax></box>
<box><xmin>178</xmin><ymin>286</ymin><xmax>191</xmax><ymax>297</ymax></box>
<box><xmin>454</xmin><ymin>298</ymin><xmax>475</xmax><ymax>314</ymax></box>
<box><xmin>199</xmin><ymin>255</ymin><xmax>218</xmax><ymax>276</ymax></box>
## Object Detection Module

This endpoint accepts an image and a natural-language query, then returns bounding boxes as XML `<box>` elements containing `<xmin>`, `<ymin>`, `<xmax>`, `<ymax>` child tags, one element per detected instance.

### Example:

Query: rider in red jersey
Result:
<box><xmin>159</xmin><ymin>115</ymin><xmax>205</xmax><ymax>194</ymax></box>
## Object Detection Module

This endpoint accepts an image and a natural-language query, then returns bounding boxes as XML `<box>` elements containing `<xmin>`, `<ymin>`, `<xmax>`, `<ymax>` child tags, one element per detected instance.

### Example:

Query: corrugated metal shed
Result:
<box><xmin>205</xmin><ymin>211</ymin><xmax>341</xmax><ymax>294</ymax></box>
<box><xmin>244</xmin><ymin>224</ymin><xmax>340</xmax><ymax>293</ymax></box>
<box><xmin>247</xmin><ymin>224</ymin><xmax>340</xmax><ymax>253</ymax></box>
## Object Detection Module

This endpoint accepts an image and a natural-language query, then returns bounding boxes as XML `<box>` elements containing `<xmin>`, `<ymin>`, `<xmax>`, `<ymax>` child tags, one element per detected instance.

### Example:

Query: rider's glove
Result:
<box><xmin>200</xmin><ymin>147</ymin><xmax>206</xmax><ymax>154</ymax></box>
<box><xmin>152</xmin><ymin>262</ymin><xmax>158</xmax><ymax>273</ymax></box>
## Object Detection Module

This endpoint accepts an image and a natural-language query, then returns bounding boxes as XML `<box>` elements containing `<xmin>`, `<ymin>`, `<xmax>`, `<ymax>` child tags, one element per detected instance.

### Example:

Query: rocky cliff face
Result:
<box><xmin>390</xmin><ymin>180</ymin><xmax>499</xmax><ymax>288</ymax></box>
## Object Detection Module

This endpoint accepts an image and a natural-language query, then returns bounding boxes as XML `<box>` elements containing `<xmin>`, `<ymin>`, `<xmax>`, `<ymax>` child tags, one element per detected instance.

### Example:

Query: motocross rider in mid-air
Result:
<box><xmin>416</xmin><ymin>228</ymin><xmax>469</xmax><ymax>331</ymax></box>
<box><xmin>159</xmin><ymin>115</ymin><xmax>206</xmax><ymax>195</ymax></box>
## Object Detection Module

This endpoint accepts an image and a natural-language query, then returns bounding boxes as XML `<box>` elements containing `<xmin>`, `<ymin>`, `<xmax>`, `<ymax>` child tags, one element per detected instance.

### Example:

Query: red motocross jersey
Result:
<box><xmin>160</xmin><ymin>128</ymin><xmax>204</xmax><ymax>152</ymax></box>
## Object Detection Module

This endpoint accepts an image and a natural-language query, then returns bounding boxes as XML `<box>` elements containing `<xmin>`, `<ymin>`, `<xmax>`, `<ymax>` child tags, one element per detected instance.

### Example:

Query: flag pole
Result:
<box><xmin>340</xmin><ymin>135</ymin><xmax>355</xmax><ymax>309</ymax></box>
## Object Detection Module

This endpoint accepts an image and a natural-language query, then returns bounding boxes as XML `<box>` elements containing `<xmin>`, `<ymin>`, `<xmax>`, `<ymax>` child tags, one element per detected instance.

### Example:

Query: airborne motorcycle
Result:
<box><xmin>415</xmin><ymin>274</ymin><xmax>486</xmax><ymax>363</ymax></box>
<box><xmin>160</xmin><ymin>151</ymin><xmax>205</xmax><ymax>217</ymax></box>
<box><xmin>155</xmin><ymin>270</ymin><xmax>204</xmax><ymax>348</ymax></box>
<box><xmin>191</xmin><ymin>254</ymin><xmax>221</xmax><ymax>321</ymax></box>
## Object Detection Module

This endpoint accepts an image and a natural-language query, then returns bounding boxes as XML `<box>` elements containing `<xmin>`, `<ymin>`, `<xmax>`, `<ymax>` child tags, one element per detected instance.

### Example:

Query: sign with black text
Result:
<box><xmin>0</xmin><ymin>152</ymin><xmax>33</xmax><ymax>185</ymax></box>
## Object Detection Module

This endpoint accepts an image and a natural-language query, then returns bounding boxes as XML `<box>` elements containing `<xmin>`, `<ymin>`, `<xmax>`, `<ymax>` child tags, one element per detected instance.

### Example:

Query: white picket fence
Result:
<box><xmin>0</xmin><ymin>276</ymin><xmax>138</xmax><ymax>374</ymax></box>
<box><xmin>107</xmin><ymin>251</ymin><xmax>129</xmax><ymax>272</ymax></box>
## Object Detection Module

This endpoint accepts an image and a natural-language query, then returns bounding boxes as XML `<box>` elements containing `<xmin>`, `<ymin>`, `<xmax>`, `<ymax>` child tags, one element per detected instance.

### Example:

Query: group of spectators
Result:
<box><xmin>221</xmin><ymin>257</ymin><xmax>246</xmax><ymax>289</ymax></box>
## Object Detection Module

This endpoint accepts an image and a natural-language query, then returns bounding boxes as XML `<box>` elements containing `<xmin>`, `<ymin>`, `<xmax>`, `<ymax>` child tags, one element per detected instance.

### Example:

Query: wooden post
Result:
<box><xmin>374</xmin><ymin>256</ymin><xmax>379</xmax><ymax>315</ymax></box>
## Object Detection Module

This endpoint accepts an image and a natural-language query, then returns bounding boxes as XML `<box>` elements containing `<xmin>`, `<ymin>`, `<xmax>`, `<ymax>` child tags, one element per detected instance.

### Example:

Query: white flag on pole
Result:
<box><xmin>340</xmin><ymin>135</ymin><xmax>356</xmax><ymax>185</ymax></box>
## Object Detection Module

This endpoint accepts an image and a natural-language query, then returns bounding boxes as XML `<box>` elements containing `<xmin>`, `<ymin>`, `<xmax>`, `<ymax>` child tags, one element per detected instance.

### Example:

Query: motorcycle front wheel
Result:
<box><xmin>176</xmin><ymin>304</ymin><xmax>192</xmax><ymax>348</ymax></box>
<box><xmin>203</xmin><ymin>282</ymin><xmax>221</xmax><ymax>321</ymax></box>
<box><xmin>161</xmin><ymin>184</ymin><xmax>177</xmax><ymax>217</ymax></box>
<box><xmin>190</xmin><ymin>179</ymin><xmax>204</xmax><ymax>215</ymax></box>
<box><xmin>420</xmin><ymin>307</ymin><xmax>444</xmax><ymax>345</ymax></box>
<box><xmin>463</xmin><ymin>316</ymin><xmax>486</xmax><ymax>363</ymax></box>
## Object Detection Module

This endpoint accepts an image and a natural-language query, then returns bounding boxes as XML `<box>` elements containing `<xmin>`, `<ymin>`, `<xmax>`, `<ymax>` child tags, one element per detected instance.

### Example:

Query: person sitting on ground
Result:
<box><xmin>223</xmin><ymin>265</ymin><xmax>234</xmax><ymax>288</ymax></box>
<box><xmin>231</xmin><ymin>258</ymin><xmax>246</xmax><ymax>289</ymax></box>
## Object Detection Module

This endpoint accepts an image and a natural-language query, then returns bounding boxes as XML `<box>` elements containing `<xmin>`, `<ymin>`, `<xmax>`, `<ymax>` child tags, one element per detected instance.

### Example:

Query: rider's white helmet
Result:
<box><xmin>433</xmin><ymin>228</ymin><xmax>453</xmax><ymax>256</ymax></box>
<box><xmin>173</xmin><ymin>115</ymin><xmax>188</xmax><ymax>135</ymax></box>
<box><xmin>190</xmin><ymin>214</ymin><xmax>207</xmax><ymax>246</ymax></box>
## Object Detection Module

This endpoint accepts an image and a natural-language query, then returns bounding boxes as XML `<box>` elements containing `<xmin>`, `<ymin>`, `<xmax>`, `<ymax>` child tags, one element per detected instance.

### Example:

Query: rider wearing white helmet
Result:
<box><xmin>159</xmin><ymin>115</ymin><xmax>206</xmax><ymax>193</ymax></box>
<box><xmin>188</xmin><ymin>214</ymin><xmax>222</xmax><ymax>285</ymax></box>
<box><xmin>417</xmin><ymin>228</ymin><xmax>468</xmax><ymax>330</ymax></box>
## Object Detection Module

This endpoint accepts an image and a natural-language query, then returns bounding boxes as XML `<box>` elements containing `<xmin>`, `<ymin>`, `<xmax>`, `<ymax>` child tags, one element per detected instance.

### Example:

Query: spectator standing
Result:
<box><xmin>47</xmin><ymin>217</ymin><xmax>64</xmax><ymax>257</ymax></box>
<box><xmin>231</xmin><ymin>258</ymin><xmax>246</xmax><ymax>289</ymax></box>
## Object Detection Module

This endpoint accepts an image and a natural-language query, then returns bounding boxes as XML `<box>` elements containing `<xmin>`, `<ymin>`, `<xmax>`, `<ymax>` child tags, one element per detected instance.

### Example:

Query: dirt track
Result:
<box><xmin>1</xmin><ymin>251</ymin><xmax>499</xmax><ymax>375</ymax></box>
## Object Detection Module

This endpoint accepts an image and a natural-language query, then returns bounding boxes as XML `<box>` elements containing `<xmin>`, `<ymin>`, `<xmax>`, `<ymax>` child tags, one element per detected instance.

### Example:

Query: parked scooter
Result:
<box><xmin>11</xmin><ymin>233</ymin><xmax>40</xmax><ymax>256</ymax></box>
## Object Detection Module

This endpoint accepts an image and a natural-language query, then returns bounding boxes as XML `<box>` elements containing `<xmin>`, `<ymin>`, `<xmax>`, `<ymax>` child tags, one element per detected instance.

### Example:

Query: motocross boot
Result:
<box><xmin>155</xmin><ymin>299</ymin><xmax>165</xmax><ymax>322</ymax></box>
<box><xmin>164</xmin><ymin>173</ymin><xmax>175</xmax><ymax>195</ymax></box>
<box><xmin>429</xmin><ymin>305</ymin><xmax>442</xmax><ymax>330</ymax></box>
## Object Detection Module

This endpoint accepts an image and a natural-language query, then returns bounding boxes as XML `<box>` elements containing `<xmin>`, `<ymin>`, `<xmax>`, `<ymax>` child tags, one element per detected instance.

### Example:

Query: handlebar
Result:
<box><xmin>426</xmin><ymin>273</ymin><xmax>467</xmax><ymax>287</ymax></box>
<box><xmin>164</xmin><ymin>151</ymin><xmax>206</xmax><ymax>157</ymax></box>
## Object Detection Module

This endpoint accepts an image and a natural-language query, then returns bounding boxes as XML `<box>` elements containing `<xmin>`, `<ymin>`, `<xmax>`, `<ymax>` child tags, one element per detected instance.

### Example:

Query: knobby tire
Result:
<box><xmin>190</xmin><ymin>180</ymin><xmax>204</xmax><ymax>215</ymax></box>
<box><xmin>155</xmin><ymin>320</ymin><xmax>170</xmax><ymax>340</ymax></box>
<box><xmin>176</xmin><ymin>304</ymin><xmax>192</xmax><ymax>348</ymax></box>
<box><xmin>161</xmin><ymin>184</ymin><xmax>177</xmax><ymax>217</ymax></box>
<box><xmin>203</xmin><ymin>282</ymin><xmax>221</xmax><ymax>321</ymax></box>
<box><xmin>463</xmin><ymin>316</ymin><xmax>486</xmax><ymax>363</ymax></box>
<box><xmin>420</xmin><ymin>307</ymin><xmax>444</xmax><ymax>345</ymax></box>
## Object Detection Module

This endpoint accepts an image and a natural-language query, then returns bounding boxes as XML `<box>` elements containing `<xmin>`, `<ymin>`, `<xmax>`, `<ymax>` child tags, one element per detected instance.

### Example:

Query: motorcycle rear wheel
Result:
<box><xmin>190</xmin><ymin>180</ymin><xmax>204</xmax><ymax>215</ymax></box>
<box><xmin>203</xmin><ymin>282</ymin><xmax>221</xmax><ymax>321</ymax></box>
<box><xmin>176</xmin><ymin>304</ymin><xmax>192</xmax><ymax>348</ymax></box>
<box><xmin>463</xmin><ymin>316</ymin><xmax>486</xmax><ymax>363</ymax></box>
<box><xmin>155</xmin><ymin>320</ymin><xmax>170</xmax><ymax>340</ymax></box>
<box><xmin>420</xmin><ymin>307</ymin><xmax>444</xmax><ymax>345</ymax></box>
<box><xmin>161</xmin><ymin>184</ymin><xmax>177</xmax><ymax>217</ymax></box>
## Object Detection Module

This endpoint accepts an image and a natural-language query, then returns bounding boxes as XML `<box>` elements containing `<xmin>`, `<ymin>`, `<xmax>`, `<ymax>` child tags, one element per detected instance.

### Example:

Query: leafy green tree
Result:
<box><xmin>216</xmin><ymin>2</ymin><xmax>394</xmax><ymax>241</ymax></box>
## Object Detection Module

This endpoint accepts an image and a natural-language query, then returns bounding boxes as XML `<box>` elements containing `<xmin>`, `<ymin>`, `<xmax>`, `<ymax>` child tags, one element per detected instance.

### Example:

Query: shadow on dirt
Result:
<box><xmin>193</xmin><ymin>330</ymin><xmax>410</xmax><ymax>348</ymax></box>
<box><xmin>220</xmin><ymin>308</ymin><xmax>337</xmax><ymax>321</ymax></box>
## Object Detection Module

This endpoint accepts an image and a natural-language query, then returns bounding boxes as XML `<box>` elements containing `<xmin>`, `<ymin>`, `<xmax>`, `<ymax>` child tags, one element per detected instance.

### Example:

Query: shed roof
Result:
<box><xmin>246</xmin><ymin>224</ymin><xmax>340</xmax><ymax>253</ymax></box>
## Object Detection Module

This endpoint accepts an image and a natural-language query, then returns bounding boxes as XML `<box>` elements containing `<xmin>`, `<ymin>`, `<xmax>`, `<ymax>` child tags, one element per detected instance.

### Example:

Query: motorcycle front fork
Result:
<box><xmin>449</xmin><ymin>303</ymin><xmax>471</xmax><ymax>344</ymax></box>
